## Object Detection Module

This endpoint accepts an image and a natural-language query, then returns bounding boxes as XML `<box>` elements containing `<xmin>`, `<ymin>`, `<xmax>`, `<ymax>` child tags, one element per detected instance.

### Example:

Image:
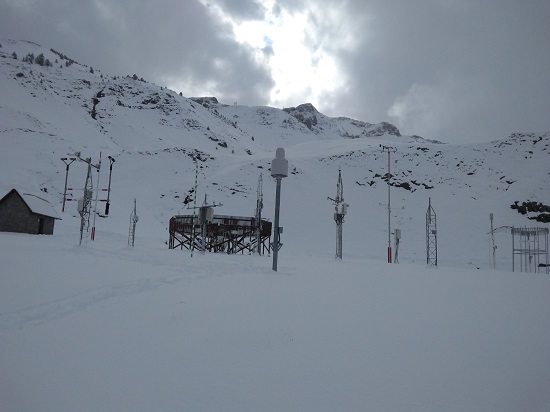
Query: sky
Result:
<box><xmin>1</xmin><ymin>0</ymin><xmax>549</xmax><ymax>144</ymax></box>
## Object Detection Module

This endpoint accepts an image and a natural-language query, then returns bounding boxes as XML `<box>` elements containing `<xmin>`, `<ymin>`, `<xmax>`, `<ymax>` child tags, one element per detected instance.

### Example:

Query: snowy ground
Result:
<box><xmin>2</xmin><ymin>221</ymin><xmax>550</xmax><ymax>411</ymax></box>
<box><xmin>2</xmin><ymin>39</ymin><xmax>550</xmax><ymax>411</ymax></box>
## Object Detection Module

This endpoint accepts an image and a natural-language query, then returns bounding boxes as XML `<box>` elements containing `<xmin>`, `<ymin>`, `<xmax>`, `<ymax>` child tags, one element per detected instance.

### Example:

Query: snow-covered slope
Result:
<box><xmin>1</xmin><ymin>39</ymin><xmax>549</xmax><ymax>268</ymax></box>
<box><xmin>1</xmin><ymin>40</ymin><xmax>550</xmax><ymax>411</ymax></box>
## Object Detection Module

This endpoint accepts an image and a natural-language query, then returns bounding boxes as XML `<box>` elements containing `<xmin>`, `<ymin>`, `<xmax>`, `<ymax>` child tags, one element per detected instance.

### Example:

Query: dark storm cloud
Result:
<box><xmin>320</xmin><ymin>0</ymin><xmax>550</xmax><ymax>143</ymax></box>
<box><xmin>1</xmin><ymin>0</ymin><xmax>549</xmax><ymax>143</ymax></box>
<box><xmin>0</xmin><ymin>0</ymin><xmax>273</xmax><ymax>106</ymax></box>
<box><xmin>212</xmin><ymin>0</ymin><xmax>264</xmax><ymax>20</ymax></box>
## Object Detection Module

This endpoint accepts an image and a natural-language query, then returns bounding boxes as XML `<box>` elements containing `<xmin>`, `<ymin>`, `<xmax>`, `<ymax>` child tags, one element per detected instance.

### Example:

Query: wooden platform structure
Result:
<box><xmin>169</xmin><ymin>214</ymin><xmax>272</xmax><ymax>255</ymax></box>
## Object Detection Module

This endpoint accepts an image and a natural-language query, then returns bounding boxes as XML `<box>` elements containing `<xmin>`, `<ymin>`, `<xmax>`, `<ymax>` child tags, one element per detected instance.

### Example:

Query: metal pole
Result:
<box><xmin>63</xmin><ymin>163</ymin><xmax>69</xmax><ymax>212</ymax></box>
<box><xmin>512</xmin><ymin>229</ymin><xmax>515</xmax><ymax>272</ymax></box>
<box><xmin>490</xmin><ymin>213</ymin><xmax>495</xmax><ymax>269</ymax></box>
<box><xmin>380</xmin><ymin>145</ymin><xmax>395</xmax><ymax>263</ymax></box>
<box><xmin>61</xmin><ymin>157</ymin><xmax>75</xmax><ymax>212</ymax></box>
<box><xmin>272</xmin><ymin>176</ymin><xmax>282</xmax><ymax>271</ymax></box>
<box><xmin>191</xmin><ymin>162</ymin><xmax>198</xmax><ymax>257</ymax></box>
<box><xmin>544</xmin><ymin>231</ymin><xmax>548</xmax><ymax>273</ymax></box>
<box><xmin>387</xmin><ymin>149</ymin><xmax>391</xmax><ymax>263</ymax></box>
<box><xmin>546</xmin><ymin>230</ymin><xmax>549</xmax><ymax>274</ymax></box>
<box><xmin>328</xmin><ymin>167</ymin><xmax>347</xmax><ymax>260</ymax></box>
<box><xmin>256</xmin><ymin>174</ymin><xmax>263</xmax><ymax>255</ymax></box>
<box><xmin>271</xmin><ymin>147</ymin><xmax>288</xmax><ymax>271</ymax></box>
<box><xmin>201</xmin><ymin>195</ymin><xmax>207</xmax><ymax>254</ymax></box>
<box><xmin>90</xmin><ymin>152</ymin><xmax>102</xmax><ymax>240</ymax></box>
<box><xmin>105</xmin><ymin>156</ymin><xmax>115</xmax><ymax>215</ymax></box>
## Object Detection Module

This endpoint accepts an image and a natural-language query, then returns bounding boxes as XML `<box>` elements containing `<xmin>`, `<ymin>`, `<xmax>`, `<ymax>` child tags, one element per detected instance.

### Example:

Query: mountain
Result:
<box><xmin>2</xmin><ymin>39</ymin><xmax>550</xmax><ymax>411</ymax></box>
<box><xmin>1</xmin><ymin>39</ymin><xmax>548</xmax><ymax>268</ymax></box>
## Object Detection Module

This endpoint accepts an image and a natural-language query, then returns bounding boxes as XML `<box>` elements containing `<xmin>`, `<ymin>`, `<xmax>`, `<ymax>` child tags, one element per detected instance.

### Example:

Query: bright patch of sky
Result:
<box><xmin>1</xmin><ymin>0</ymin><xmax>549</xmax><ymax>143</ymax></box>
<box><xmin>205</xmin><ymin>0</ymin><xmax>347</xmax><ymax>109</ymax></box>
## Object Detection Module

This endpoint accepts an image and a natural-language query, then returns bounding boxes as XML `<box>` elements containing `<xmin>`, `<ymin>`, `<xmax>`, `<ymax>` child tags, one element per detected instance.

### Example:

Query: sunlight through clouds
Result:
<box><xmin>3</xmin><ymin>0</ymin><xmax>547</xmax><ymax>143</ymax></box>
<box><xmin>221</xmin><ymin>0</ymin><xmax>347</xmax><ymax>110</ymax></box>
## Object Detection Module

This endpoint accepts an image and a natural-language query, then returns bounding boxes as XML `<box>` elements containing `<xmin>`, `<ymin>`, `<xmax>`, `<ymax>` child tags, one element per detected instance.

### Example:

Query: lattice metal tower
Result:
<box><xmin>255</xmin><ymin>174</ymin><xmax>264</xmax><ymax>255</ymax></box>
<box><xmin>426</xmin><ymin>197</ymin><xmax>438</xmax><ymax>266</ymax></box>
<box><xmin>328</xmin><ymin>167</ymin><xmax>348</xmax><ymax>259</ymax></box>
<box><xmin>78</xmin><ymin>159</ymin><xmax>94</xmax><ymax>246</ymax></box>
<box><xmin>512</xmin><ymin>227</ymin><xmax>549</xmax><ymax>273</ymax></box>
<box><xmin>128</xmin><ymin>198</ymin><xmax>139</xmax><ymax>247</ymax></box>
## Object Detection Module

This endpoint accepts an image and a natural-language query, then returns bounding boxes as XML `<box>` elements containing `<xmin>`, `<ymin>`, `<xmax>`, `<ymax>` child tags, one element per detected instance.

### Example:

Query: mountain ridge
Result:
<box><xmin>1</xmin><ymin>38</ymin><xmax>549</xmax><ymax>269</ymax></box>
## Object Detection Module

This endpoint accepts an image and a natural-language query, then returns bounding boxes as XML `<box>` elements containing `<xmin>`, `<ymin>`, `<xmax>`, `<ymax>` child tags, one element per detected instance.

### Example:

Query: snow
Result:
<box><xmin>20</xmin><ymin>192</ymin><xmax>61</xmax><ymax>219</ymax></box>
<box><xmin>2</xmin><ymin>231</ymin><xmax>550</xmax><ymax>411</ymax></box>
<box><xmin>1</xmin><ymin>39</ymin><xmax>550</xmax><ymax>411</ymax></box>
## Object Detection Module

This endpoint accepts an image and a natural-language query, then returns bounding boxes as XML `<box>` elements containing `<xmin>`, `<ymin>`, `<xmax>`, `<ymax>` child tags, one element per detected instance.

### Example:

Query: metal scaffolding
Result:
<box><xmin>169</xmin><ymin>214</ymin><xmax>272</xmax><ymax>255</ymax></box>
<box><xmin>511</xmin><ymin>227</ymin><xmax>549</xmax><ymax>274</ymax></box>
<box><xmin>426</xmin><ymin>197</ymin><xmax>437</xmax><ymax>266</ymax></box>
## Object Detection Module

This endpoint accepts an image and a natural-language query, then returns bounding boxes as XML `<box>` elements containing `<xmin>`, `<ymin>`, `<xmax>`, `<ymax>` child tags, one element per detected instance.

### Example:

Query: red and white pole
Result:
<box><xmin>387</xmin><ymin>149</ymin><xmax>392</xmax><ymax>263</ymax></box>
<box><xmin>381</xmin><ymin>145</ymin><xmax>395</xmax><ymax>263</ymax></box>
<box><xmin>91</xmin><ymin>151</ymin><xmax>102</xmax><ymax>241</ymax></box>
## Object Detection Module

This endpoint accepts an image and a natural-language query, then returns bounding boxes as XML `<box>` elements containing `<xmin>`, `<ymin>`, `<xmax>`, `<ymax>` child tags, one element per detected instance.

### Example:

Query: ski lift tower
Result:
<box><xmin>271</xmin><ymin>148</ymin><xmax>288</xmax><ymax>271</ymax></box>
<box><xmin>426</xmin><ymin>197</ymin><xmax>437</xmax><ymax>266</ymax></box>
<box><xmin>328</xmin><ymin>167</ymin><xmax>349</xmax><ymax>259</ymax></box>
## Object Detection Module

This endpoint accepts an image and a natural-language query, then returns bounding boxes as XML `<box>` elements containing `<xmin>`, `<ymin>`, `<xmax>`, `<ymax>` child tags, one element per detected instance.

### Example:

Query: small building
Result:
<box><xmin>0</xmin><ymin>189</ymin><xmax>61</xmax><ymax>235</ymax></box>
<box><xmin>169</xmin><ymin>213</ymin><xmax>272</xmax><ymax>255</ymax></box>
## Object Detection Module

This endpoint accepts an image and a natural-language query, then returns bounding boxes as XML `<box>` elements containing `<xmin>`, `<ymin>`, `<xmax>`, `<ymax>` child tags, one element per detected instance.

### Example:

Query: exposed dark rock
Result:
<box><xmin>190</xmin><ymin>96</ymin><xmax>219</xmax><ymax>108</ymax></box>
<box><xmin>396</xmin><ymin>182</ymin><xmax>412</xmax><ymax>191</ymax></box>
<box><xmin>91</xmin><ymin>88</ymin><xmax>105</xmax><ymax>119</ymax></box>
<box><xmin>283</xmin><ymin>103</ymin><xmax>318</xmax><ymax>131</ymax></box>
<box><xmin>363</xmin><ymin>122</ymin><xmax>401</xmax><ymax>137</ymax></box>
<box><xmin>511</xmin><ymin>201</ymin><xmax>550</xmax><ymax>223</ymax></box>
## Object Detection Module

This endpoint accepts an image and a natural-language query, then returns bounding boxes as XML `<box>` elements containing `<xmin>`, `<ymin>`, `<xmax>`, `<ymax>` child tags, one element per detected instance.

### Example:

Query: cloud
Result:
<box><xmin>387</xmin><ymin>76</ymin><xmax>499</xmax><ymax>143</ymax></box>
<box><xmin>209</xmin><ymin>0</ymin><xmax>265</xmax><ymax>21</ymax></box>
<box><xmin>1</xmin><ymin>0</ymin><xmax>549</xmax><ymax>143</ymax></box>
<box><xmin>0</xmin><ymin>0</ymin><xmax>274</xmax><ymax>105</ymax></box>
<box><xmin>317</xmin><ymin>0</ymin><xmax>550</xmax><ymax>143</ymax></box>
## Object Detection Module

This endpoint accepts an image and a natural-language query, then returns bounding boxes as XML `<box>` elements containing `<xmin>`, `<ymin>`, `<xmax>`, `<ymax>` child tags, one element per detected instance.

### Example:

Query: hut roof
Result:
<box><xmin>0</xmin><ymin>189</ymin><xmax>61</xmax><ymax>220</ymax></box>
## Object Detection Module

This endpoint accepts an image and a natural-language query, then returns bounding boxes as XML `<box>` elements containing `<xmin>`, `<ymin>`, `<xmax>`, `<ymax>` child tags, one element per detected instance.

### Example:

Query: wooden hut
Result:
<box><xmin>0</xmin><ymin>189</ymin><xmax>61</xmax><ymax>235</ymax></box>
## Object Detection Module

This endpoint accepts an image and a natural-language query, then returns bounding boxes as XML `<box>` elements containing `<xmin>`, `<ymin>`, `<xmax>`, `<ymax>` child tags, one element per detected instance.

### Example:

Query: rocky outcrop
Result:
<box><xmin>283</xmin><ymin>103</ymin><xmax>319</xmax><ymax>131</ymax></box>
<box><xmin>363</xmin><ymin>122</ymin><xmax>401</xmax><ymax>137</ymax></box>
<box><xmin>190</xmin><ymin>97</ymin><xmax>219</xmax><ymax>109</ymax></box>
